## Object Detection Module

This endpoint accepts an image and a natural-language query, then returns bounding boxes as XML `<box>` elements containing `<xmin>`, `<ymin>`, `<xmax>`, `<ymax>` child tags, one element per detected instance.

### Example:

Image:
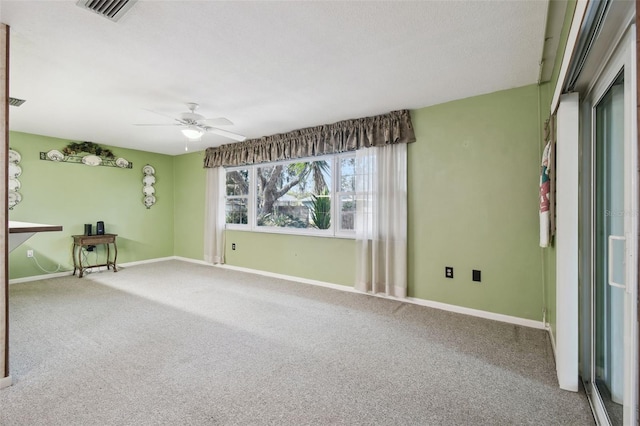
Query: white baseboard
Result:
<box><xmin>8</xmin><ymin>257</ymin><xmax>179</xmax><ymax>285</ymax></box>
<box><xmin>9</xmin><ymin>256</ymin><xmax>546</xmax><ymax>331</ymax></box>
<box><xmin>9</xmin><ymin>271</ymin><xmax>72</xmax><ymax>285</ymax></box>
<box><xmin>211</xmin><ymin>262</ymin><xmax>545</xmax><ymax>330</ymax></box>
<box><xmin>0</xmin><ymin>375</ymin><xmax>12</xmax><ymax>389</ymax></box>
<box><xmin>118</xmin><ymin>257</ymin><xmax>176</xmax><ymax>268</ymax></box>
<box><xmin>404</xmin><ymin>297</ymin><xmax>546</xmax><ymax>330</ymax></box>
<box><xmin>216</xmin><ymin>263</ymin><xmax>359</xmax><ymax>294</ymax></box>
<box><xmin>172</xmin><ymin>256</ymin><xmax>215</xmax><ymax>267</ymax></box>
<box><xmin>547</xmin><ymin>324</ymin><xmax>557</xmax><ymax>360</ymax></box>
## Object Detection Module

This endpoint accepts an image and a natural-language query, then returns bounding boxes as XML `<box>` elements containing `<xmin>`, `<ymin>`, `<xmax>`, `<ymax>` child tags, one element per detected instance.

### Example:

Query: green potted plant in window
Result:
<box><xmin>311</xmin><ymin>189</ymin><xmax>331</xmax><ymax>229</ymax></box>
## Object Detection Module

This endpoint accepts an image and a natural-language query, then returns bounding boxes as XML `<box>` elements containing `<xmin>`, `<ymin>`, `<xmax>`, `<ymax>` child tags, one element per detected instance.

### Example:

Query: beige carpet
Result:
<box><xmin>1</xmin><ymin>260</ymin><xmax>594</xmax><ymax>425</ymax></box>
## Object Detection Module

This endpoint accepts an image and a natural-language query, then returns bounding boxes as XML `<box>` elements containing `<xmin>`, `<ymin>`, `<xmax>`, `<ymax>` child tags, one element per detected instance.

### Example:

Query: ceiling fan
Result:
<box><xmin>136</xmin><ymin>103</ymin><xmax>246</xmax><ymax>142</ymax></box>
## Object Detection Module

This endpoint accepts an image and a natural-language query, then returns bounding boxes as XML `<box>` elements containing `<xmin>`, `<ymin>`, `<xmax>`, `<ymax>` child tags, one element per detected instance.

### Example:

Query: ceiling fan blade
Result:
<box><xmin>200</xmin><ymin>117</ymin><xmax>233</xmax><ymax>127</ymax></box>
<box><xmin>134</xmin><ymin>123</ymin><xmax>182</xmax><ymax>126</ymax></box>
<box><xmin>205</xmin><ymin>127</ymin><xmax>247</xmax><ymax>142</ymax></box>
<box><xmin>142</xmin><ymin>108</ymin><xmax>180</xmax><ymax>121</ymax></box>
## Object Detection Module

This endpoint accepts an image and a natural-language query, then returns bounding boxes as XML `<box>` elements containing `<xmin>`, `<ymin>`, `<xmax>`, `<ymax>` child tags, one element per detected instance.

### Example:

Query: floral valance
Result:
<box><xmin>203</xmin><ymin>110</ymin><xmax>415</xmax><ymax>168</ymax></box>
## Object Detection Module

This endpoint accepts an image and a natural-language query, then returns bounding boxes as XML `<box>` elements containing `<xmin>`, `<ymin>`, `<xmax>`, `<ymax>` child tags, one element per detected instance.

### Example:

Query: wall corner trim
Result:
<box><xmin>555</xmin><ymin>92</ymin><xmax>580</xmax><ymax>392</ymax></box>
<box><xmin>547</xmin><ymin>323</ymin><xmax>557</xmax><ymax>361</ymax></box>
<box><xmin>0</xmin><ymin>374</ymin><xmax>12</xmax><ymax>389</ymax></box>
<box><xmin>551</xmin><ymin>0</ymin><xmax>589</xmax><ymax>114</ymax></box>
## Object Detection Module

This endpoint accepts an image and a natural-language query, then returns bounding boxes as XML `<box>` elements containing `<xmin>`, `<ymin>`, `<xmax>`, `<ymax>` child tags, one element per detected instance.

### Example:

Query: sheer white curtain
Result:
<box><xmin>355</xmin><ymin>143</ymin><xmax>407</xmax><ymax>298</ymax></box>
<box><xmin>204</xmin><ymin>167</ymin><xmax>226</xmax><ymax>264</ymax></box>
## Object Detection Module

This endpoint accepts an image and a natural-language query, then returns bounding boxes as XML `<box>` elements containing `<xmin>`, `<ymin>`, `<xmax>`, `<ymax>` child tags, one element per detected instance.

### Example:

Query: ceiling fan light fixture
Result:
<box><xmin>181</xmin><ymin>126</ymin><xmax>204</xmax><ymax>140</ymax></box>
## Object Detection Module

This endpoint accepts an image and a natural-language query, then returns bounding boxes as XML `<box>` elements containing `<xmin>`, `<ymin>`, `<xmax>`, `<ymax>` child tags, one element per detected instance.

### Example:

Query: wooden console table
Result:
<box><xmin>71</xmin><ymin>234</ymin><xmax>118</xmax><ymax>278</ymax></box>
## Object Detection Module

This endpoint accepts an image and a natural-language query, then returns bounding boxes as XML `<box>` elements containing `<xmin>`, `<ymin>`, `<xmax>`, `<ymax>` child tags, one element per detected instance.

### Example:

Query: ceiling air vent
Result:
<box><xmin>76</xmin><ymin>0</ymin><xmax>138</xmax><ymax>22</ymax></box>
<box><xmin>9</xmin><ymin>97</ymin><xmax>26</xmax><ymax>107</ymax></box>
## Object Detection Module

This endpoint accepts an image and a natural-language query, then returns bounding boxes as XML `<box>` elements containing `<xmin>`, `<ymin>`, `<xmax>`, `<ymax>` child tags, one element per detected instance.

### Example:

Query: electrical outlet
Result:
<box><xmin>27</xmin><ymin>250</ymin><xmax>34</xmax><ymax>258</ymax></box>
<box><xmin>445</xmin><ymin>266</ymin><xmax>453</xmax><ymax>278</ymax></box>
<box><xmin>232</xmin><ymin>243</ymin><xmax>236</xmax><ymax>251</ymax></box>
<box><xmin>472</xmin><ymin>269</ymin><xmax>481</xmax><ymax>282</ymax></box>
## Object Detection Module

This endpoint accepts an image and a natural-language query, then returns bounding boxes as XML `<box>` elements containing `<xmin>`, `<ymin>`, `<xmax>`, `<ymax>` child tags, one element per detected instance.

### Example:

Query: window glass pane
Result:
<box><xmin>338</xmin><ymin>155</ymin><xmax>356</xmax><ymax>233</ymax></box>
<box><xmin>225</xmin><ymin>198</ymin><xmax>248</xmax><ymax>224</ymax></box>
<box><xmin>339</xmin><ymin>195</ymin><xmax>355</xmax><ymax>231</ymax></box>
<box><xmin>340</xmin><ymin>157</ymin><xmax>356</xmax><ymax>192</ymax></box>
<box><xmin>311</xmin><ymin>191</ymin><xmax>331</xmax><ymax>230</ymax></box>
<box><xmin>226</xmin><ymin>169</ymin><xmax>249</xmax><ymax>196</ymax></box>
<box><xmin>256</xmin><ymin>160</ymin><xmax>332</xmax><ymax>229</ymax></box>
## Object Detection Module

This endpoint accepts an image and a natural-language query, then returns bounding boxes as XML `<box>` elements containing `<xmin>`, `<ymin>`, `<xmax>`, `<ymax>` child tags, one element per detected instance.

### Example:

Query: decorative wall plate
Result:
<box><xmin>144</xmin><ymin>195</ymin><xmax>156</xmax><ymax>208</ymax></box>
<box><xmin>8</xmin><ymin>191</ymin><xmax>21</xmax><ymax>208</ymax></box>
<box><xmin>8</xmin><ymin>178</ymin><xmax>21</xmax><ymax>191</ymax></box>
<box><xmin>142</xmin><ymin>164</ymin><xmax>155</xmax><ymax>176</ymax></box>
<box><xmin>8</xmin><ymin>149</ymin><xmax>21</xmax><ymax>164</ymax></box>
<box><xmin>81</xmin><ymin>155</ymin><xmax>102</xmax><ymax>166</ymax></box>
<box><xmin>46</xmin><ymin>150</ymin><xmax>65</xmax><ymax>162</ymax></box>
<box><xmin>143</xmin><ymin>186</ymin><xmax>155</xmax><ymax>196</ymax></box>
<box><xmin>143</xmin><ymin>175</ymin><xmax>156</xmax><ymax>186</ymax></box>
<box><xmin>116</xmin><ymin>158</ymin><xmax>129</xmax><ymax>168</ymax></box>
<box><xmin>8</xmin><ymin>163</ymin><xmax>22</xmax><ymax>178</ymax></box>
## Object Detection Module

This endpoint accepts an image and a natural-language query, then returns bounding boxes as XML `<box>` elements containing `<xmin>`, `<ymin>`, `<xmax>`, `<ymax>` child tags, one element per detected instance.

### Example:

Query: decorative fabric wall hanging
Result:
<box><xmin>40</xmin><ymin>141</ymin><xmax>132</xmax><ymax>169</ymax></box>
<box><xmin>539</xmin><ymin>116</ymin><xmax>556</xmax><ymax>247</ymax></box>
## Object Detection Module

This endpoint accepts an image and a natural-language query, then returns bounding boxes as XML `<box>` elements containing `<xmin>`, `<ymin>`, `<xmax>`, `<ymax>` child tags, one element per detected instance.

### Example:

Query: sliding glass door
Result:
<box><xmin>582</xmin><ymin>26</ymin><xmax>638</xmax><ymax>426</ymax></box>
<box><xmin>593</xmin><ymin>71</ymin><xmax>625</xmax><ymax>425</ymax></box>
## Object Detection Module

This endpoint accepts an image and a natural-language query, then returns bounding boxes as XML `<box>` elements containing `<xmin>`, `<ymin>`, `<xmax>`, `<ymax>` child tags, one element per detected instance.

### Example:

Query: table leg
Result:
<box><xmin>106</xmin><ymin>243</ymin><xmax>111</xmax><ymax>270</ymax></box>
<box><xmin>112</xmin><ymin>241</ymin><xmax>118</xmax><ymax>272</ymax></box>
<box><xmin>72</xmin><ymin>243</ymin><xmax>78</xmax><ymax>276</ymax></box>
<box><xmin>78</xmin><ymin>245</ymin><xmax>84</xmax><ymax>278</ymax></box>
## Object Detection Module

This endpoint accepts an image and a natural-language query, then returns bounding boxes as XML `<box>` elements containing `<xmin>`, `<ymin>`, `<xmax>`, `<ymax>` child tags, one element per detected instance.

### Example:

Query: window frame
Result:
<box><xmin>224</xmin><ymin>153</ymin><xmax>356</xmax><ymax>239</ymax></box>
<box><xmin>224</xmin><ymin>166</ymin><xmax>253</xmax><ymax>229</ymax></box>
<box><xmin>334</xmin><ymin>152</ymin><xmax>357</xmax><ymax>238</ymax></box>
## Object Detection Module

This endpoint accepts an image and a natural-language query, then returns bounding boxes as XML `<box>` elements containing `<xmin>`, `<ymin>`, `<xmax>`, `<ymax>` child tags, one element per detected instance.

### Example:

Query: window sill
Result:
<box><xmin>225</xmin><ymin>225</ymin><xmax>355</xmax><ymax>240</ymax></box>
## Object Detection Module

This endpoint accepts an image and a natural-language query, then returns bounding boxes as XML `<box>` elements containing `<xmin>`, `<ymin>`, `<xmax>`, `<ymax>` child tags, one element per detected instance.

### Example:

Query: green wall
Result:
<box><xmin>173</xmin><ymin>151</ymin><xmax>206</xmax><ymax>260</ymax></box>
<box><xmin>212</xmin><ymin>84</ymin><xmax>548</xmax><ymax>321</ymax></box>
<box><xmin>9</xmin><ymin>82</ymin><xmax>559</xmax><ymax>323</ymax></box>
<box><xmin>225</xmin><ymin>231</ymin><xmax>355</xmax><ymax>286</ymax></box>
<box><xmin>6</xmin><ymin>1</ymin><xmax>578</xmax><ymax>329</ymax></box>
<box><xmin>170</xmin><ymin>153</ymin><xmax>357</xmax><ymax>287</ymax></box>
<box><xmin>408</xmin><ymin>84</ymin><xmax>544</xmax><ymax>320</ymax></box>
<box><xmin>8</xmin><ymin>131</ymin><xmax>175</xmax><ymax>279</ymax></box>
<box><xmin>9</xmin><ymin>83</ymin><xmax>552</xmax><ymax>323</ymax></box>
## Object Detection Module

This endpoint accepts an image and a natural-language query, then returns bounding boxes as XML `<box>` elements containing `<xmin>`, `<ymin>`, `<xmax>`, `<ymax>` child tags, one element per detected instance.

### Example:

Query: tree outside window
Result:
<box><xmin>224</xmin><ymin>153</ymin><xmax>355</xmax><ymax>237</ymax></box>
<box><xmin>225</xmin><ymin>169</ymin><xmax>249</xmax><ymax>224</ymax></box>
<box><xmin>256</xmin><ymin>160</ymin><xmax>331</xmax><ymax>229</ymax></box>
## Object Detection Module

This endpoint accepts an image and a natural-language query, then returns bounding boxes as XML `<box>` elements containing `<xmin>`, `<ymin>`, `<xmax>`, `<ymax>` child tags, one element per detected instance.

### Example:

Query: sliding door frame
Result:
<box><xmin>1</xmin><ymin>23</ymin><xmax>9</xmax><ymax>385</ymax></box>
<box><xmin>636</xmin><ymin>0</ymin><xmax>640</xmax><ymax>416</ymax></box>
<box><xmin>582</xmin><ymin>23</ymin><xmax>638</xmax><ymax>425</ymax></box>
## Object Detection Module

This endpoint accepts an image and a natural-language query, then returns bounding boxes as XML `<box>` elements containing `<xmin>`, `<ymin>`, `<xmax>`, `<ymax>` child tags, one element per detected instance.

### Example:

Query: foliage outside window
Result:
<box><xmin>225</xmin><ymin>169</ymin><xmax>249</xmax><ymax>225</ymax></box>
<box><xmin>336</xmin><ymin>156</ymin><xmax>356</xmax><ymax>232</ymax></box>
<box><xmin>225</xmin><ymin>153</ymin><xmax>355</xmax><ymax>237</ymax></box>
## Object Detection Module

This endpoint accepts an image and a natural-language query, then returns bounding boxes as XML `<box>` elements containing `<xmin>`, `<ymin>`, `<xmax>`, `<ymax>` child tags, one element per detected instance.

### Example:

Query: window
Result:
<box><xmin>224</xmin><ymin>153</ymin><xmax>355</xmax><ymax>237</ymax></box>
<box><xmin>336</xmin><ymin>156</ymin><xmax>356</xmax><ymax>232</ymax></box>
<box><xmin>256</xmin><ymin>160</ymin><xmax>331</xmax><ymax>230</ymax></box>
<box><xmin>225</xmin><ymin>168</ymin><xmax>249</xmax><ymax>225</ymax></box>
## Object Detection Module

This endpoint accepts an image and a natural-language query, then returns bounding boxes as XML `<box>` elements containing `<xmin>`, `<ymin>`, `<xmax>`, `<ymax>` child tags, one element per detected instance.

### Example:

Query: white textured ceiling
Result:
<box><xmin>1</xmin><ymin>0</ymin><xmax>550</xmax><ymax>155</ymax></box>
